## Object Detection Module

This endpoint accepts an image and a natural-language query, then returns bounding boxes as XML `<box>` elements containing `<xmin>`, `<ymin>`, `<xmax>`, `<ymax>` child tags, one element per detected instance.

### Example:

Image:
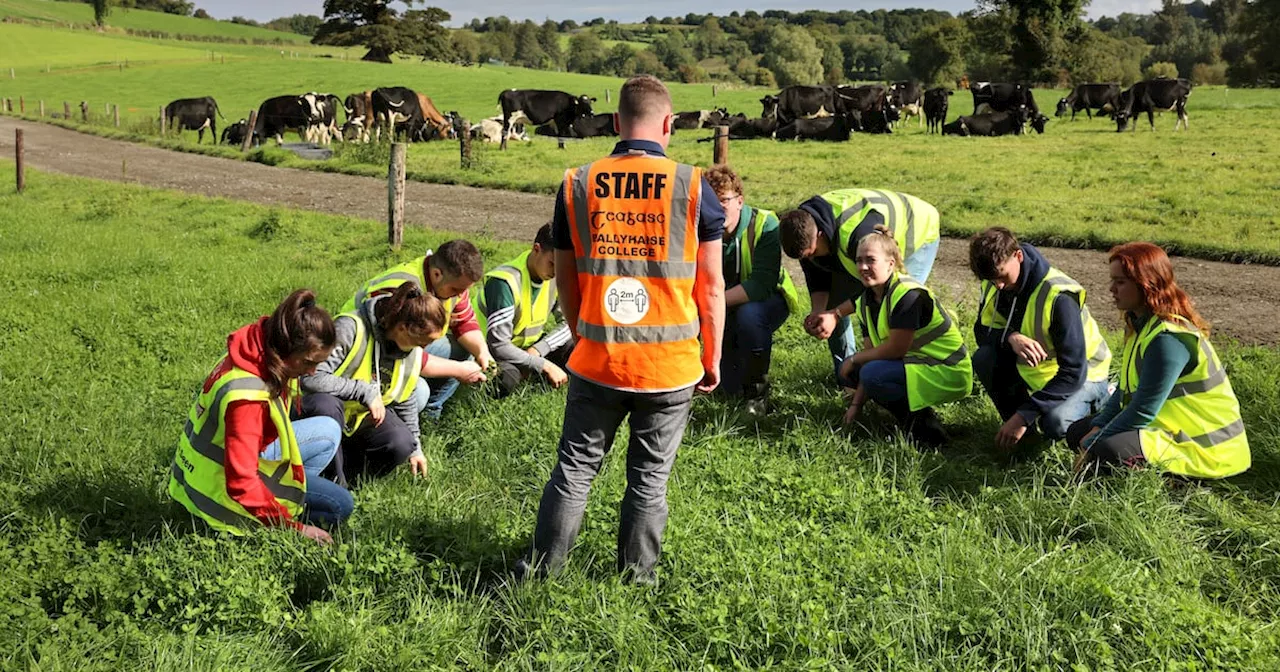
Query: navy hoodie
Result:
<box><xmin>973</xmin><ymin>243</ymin><xmax>1087</xmax><ymax>420</ymax></box>
<box><xmin>797</xmin><ymin>195</ymin><xmax>885</xmax><ymax>294</ymax></box>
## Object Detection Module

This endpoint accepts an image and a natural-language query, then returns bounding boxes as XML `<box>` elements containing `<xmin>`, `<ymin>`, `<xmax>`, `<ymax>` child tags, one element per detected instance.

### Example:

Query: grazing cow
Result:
<box><xmin>406</xmin><ymin>92</ymin><xmax>454</xmax><ymax>141</ymax></box>
<box><xmin>1056</xmin><ymin>83</ymin><xmax>1120</xmax><ymax>120</ymax></box>
<box><xmin>923</xmin><ymin>88</ymin><xmax>952</xmax><ymax>134</ymax></box>
<box><xmin>220</xmin><ymin>118</ymin><xmax>250</xmax><ymax>146</ymax></box>
<box><xmin>163</xmin><ymin>96</ymin><xmax>224</xmax><ymax>144</ymax></box>
<box><xmin>888</xmin><ymin>81</ymin><xmax>924</xmax><ymax>127</ymax></box>
<box><xmin>775</xmin><ymin>114</ymin><xmax>855</xmax><ymax>142</ymax></box>
<box><xmin>253</xmin><ymin>95</ymin><xmax>313</xmax><ymax>145</ymax></box>
<box><xmin>673</xmin><ymin>108</ymin><xmax>729</xmax><ymax>130</ymax></box>
<box><xmin>470</xmin><ymin>116</ymin><xmax>528</xmax><ymax>143</ymax></box>
<box><xmin>942</xmin><ymin>108</ymin><xmax>1035</xmax><ymax>136</ymax></box>
<box><xmin>370</xmin><ymin>87</ymin><xmax>425</xmax><ymax>142</ymax></box>
<box><xmin>343</xmin><ymin>90</ymin><xmax>374</xmax><ymax>142</ymax></box>
<box><xmin>1113</xmin><ymin>78</ymin><xmax>1192</xmax><ymax>132</ymax></box>
<box><xmin>497</xmin><ymin>90</ymin><xmax>595</xmax><ymax>148</ymax></box>
<box><xmin>775</xmin><ymin>85</ymin><xmax>842</xmax><ymax>123</ymax></box>
<box><xmin>970</xmin><ymin>82</ymin><xmax>1040</xmax><ymax>118</ymax></box>
<box><xmin>836</xmin><ymin>85</ymin><xmax>894</xmax><ymax>134</ymax></box>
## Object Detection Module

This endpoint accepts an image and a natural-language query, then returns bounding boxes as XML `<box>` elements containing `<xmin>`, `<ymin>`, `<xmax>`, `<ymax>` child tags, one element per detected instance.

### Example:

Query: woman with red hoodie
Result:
<box><xmin>169</xmin><ymin>289</ymin><xmax>355</xmax><ymax>544</ymax></box>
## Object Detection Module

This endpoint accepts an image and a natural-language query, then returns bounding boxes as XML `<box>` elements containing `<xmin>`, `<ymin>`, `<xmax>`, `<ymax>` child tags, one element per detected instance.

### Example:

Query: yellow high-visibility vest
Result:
<box><xmin>474</xmin><ymin>250</ymin><xmax>556</xmax><ymax>349</ymax></box>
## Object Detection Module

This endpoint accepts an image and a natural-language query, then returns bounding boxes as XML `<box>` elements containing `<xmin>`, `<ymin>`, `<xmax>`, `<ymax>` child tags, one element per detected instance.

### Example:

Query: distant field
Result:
<box><xmin>1</xmin><ymin>30</ymin><xmax>1278</xmax><ymax>263</ymax></box>
<box><xmin>0</xmin><ymin>0</ymin><xmax>311</xmax><ymax>43</ymax></box>
<box><xmin>2</xmin><ymin>165</ymin><xmax>1278</xmax><ymax>669</ymax></box>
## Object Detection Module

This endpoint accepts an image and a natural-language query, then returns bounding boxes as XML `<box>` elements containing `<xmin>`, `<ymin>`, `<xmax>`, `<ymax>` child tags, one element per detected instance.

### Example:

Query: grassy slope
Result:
<box><xmin>1</xmin><ymin>165</ymin><xmax>1278</xmax><ymax>669</ymax></box>
<box><xmin>1</xmin><ymin>27</ymin><xmax>1278</xmax><ymax>263</ymax></box>
<box><xmin>0</xmin><ymin>0</ymin><xmax>311</xmax><ymax>43</ymax></box>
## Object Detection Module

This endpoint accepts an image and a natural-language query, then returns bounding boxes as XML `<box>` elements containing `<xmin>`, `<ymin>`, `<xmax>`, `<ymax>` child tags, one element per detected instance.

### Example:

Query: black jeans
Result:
<box><xmin>494</xmin><ymin>340</ymin><xmax>574</xmax><ymax>397</ymax></box>
<box><xmin>1065</xmin><ymin>416</ymin><xmax>1146</xmax><ymax>471</ymax></box>
<box><xmin>302</xmin><ymin>393</ymin><xmax>416</xmax><ymax>484</ymax></box>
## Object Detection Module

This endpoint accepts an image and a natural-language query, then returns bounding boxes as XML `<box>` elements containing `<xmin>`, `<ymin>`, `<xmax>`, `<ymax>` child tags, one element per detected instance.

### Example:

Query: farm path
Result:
<box><xmin>4</xmin><ymin>116</ymin><xmax>1279</xmax><ymax>346</ymax></box>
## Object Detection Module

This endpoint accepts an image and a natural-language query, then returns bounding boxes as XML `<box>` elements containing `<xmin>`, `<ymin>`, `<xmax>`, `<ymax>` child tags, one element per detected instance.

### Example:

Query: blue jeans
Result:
<box><xmin>839</xmin><ymin>359</ymin><xmax>908</xmax><ymax>407</ymax></box>
<box><xmin>972</xmin><ymin>343</ymin><xmax>1111</xmax><ymax>440</ymax></box>
<box><xmin>720</xmin><ymin>293</ymin><xmax>790</xmax><ymax>394</ymax></box>
<box><xmin>262</xmin><ymin>416</ymin><xmax>352</xmax><ymax>527</ymax></box>
<box><xmin>418</xmin><ymin>335</ymin><xmax>473</xmax><ymax>420</ymax></box>
<box><xmin>826</xmin><ymin>239</ymin><xmax>941</xmax><ymax>383</ymax></box>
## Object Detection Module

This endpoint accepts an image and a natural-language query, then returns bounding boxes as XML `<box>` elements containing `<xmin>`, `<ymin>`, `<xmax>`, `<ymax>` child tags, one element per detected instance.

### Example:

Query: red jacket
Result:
<box><xmin>209</xmin><ymin>318</ymin><xmax>301</xmax><ymax>528</ymax></box>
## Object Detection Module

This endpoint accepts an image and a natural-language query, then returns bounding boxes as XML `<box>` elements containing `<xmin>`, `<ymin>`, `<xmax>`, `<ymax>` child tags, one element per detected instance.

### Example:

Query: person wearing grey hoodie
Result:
<box><xmin>301</xmin><ymin>283</ymin><xmax>484</xmax><ymax>483</ymax></box>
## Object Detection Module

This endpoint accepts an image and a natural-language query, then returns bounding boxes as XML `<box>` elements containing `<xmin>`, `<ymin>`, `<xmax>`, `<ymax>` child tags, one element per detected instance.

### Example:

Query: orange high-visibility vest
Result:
<box><xmin>562</xmin><ymin>152</ymin><xmax>703</xmax><ymax>392</ymax></box>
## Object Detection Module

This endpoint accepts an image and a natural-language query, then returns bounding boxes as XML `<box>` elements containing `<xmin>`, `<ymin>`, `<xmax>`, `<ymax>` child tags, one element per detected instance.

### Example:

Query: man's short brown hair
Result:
<box><xmin>779</xmin><ymin>209</ymin><xmax>818</xmax><ymax>259</ymax></box>
<box><xmin>429</xmin><ymin>239</ymin><xmax>484</xmax><ymax>281</ymax></box>
<box><xmin>704</xmin><ymin>164</ymin><xmax>744</xmax><ymax>199</ymax></box>
<box><xmin>968</xmin><ymin>227</ymin><xmax>1021</xmax><ymax>280</ymax></box>
<box><xmin>618</xmin><ymin>75</ymin><xmax>671</xmax><ymax>124</ymax></box>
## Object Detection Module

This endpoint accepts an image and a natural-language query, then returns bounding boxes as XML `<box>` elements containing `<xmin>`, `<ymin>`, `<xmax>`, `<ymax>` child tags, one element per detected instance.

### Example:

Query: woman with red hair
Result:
<box><xmin>1065</xmin><ymin>243</ymin><xmax>1250</xmax><ymax>478</ymax></box>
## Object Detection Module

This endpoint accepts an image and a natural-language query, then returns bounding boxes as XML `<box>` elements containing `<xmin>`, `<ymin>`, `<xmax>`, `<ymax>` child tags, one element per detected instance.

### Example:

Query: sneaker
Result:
<box><xmin>909</xmin><ymin>409</ymin><xmax>949</xmax><ymax>448</ymax></box>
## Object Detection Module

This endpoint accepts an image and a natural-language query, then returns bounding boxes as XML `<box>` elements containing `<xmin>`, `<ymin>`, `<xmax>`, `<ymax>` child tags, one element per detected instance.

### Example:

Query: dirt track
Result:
<box><xmin>3</xmin><ymin>117</ymin><xmax>1278</xmax><ymax>346</ymax></box>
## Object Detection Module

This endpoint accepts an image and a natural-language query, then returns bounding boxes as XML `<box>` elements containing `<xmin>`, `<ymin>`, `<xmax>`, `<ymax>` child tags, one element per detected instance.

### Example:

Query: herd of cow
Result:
<box><xmin>156</xmin><ymin>77</ymin><xmax>1195</xmax><ymax>149</ymax></box>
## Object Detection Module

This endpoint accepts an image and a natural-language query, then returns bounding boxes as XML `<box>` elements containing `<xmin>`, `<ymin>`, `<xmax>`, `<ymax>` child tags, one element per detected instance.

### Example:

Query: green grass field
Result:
<box><xmin>0</xmin><ymin>0</ymin><xmax>311</xmax><ymax>43</ymax></box>
<box><xmin>2</xmin><ymin>37</ymin><xmax>1277</xmax><ymax>264</ymax></box>
<box><xmin>2</xmin><ymin>165</ymin><xmax>1279</xmax><ymax>669</ymax></box>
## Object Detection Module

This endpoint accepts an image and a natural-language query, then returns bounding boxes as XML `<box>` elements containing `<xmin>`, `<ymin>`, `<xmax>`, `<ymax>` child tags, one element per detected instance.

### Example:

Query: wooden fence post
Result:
<box><xmin>159</xmin><ymin>106</ymin><xmax>167</xmax><ymax>134</ymax></box>
<box><xmin>388</xmin><ymin>143</ymin><xmax>406</xmax><ymax>249</ymax></box>
<box><xmin>241</xmin><ymin>110</ymin><xmax>258</xmax><ymax>151</ymax></box>
<box><xmin>712</xmin><ymin>84</ymin><xmax>718</xmax><ymax>97</ymax></box>
<box><xmin>713</xmin><ymin>125</ymin><xmax>729</xmax><ymax>165</ymax></box>
<box><xmin>604</xmin><ymin>89</ymin><xmax>610</xmax><ymax>103</ymax></box>
<box><xmin>104</xmin><ymin>102</ymin><xmax>109</xmax><ymax>116</ymax></box>
<box><xmin>63</xmin><ymin>101</ymin><xmax>70</xmax><ymax>118</ymax></box>
<box><xmin>113</xmin><ymin>104</ymin><xmax>120</xmax><ymax>127</ymax></box>
<box><xmin>19</xmin><ymin>97</ymin><xmax>24</xmax><ymax>113</ymax></box>
<box><xmin>80</xmin><ymin>101</ymin><xmax>88</xmax><ymax>122</ymax></box>
<box><xmin>455</xmin><ymin>117</ymin><xmax>471</xmax><ymax>169</ymax></box>
<box><xmin>39</xmin><ymin>100</ymin><xmax>44</xmax><ymax>117</ymax></box>
<box><xmin>15</xmin><ymin>129</ymin><xmax>25</xmax><ymax>193</ymax></box>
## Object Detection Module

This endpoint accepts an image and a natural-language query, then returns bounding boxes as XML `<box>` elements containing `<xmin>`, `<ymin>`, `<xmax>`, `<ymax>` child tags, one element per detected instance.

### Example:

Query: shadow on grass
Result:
<box><xmin>23</xmin><ymin>467</ymin><xmax>193</xmax><ymax>544</ymax></box>
<box><xmin>400</xmin><ymin>514</ymin><xmax>525</xmax><ymax>596</ymax></box>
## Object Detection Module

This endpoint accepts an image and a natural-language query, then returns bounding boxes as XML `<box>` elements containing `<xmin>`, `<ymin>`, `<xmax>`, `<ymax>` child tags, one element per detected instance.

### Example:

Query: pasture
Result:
<box><xmin>2</xmin><ymin>164</ymin><xmax>1280</xmax><ymax>669</ymax></box>
<box><xmin>0</xmin><ymin>0</ymin><xmax>312</xmax><ymax>44</ymax></box>
<box><xmin>2</xmin><ymin>34</ymin><xmax>1277</xmax><ymax>263</ymax></box>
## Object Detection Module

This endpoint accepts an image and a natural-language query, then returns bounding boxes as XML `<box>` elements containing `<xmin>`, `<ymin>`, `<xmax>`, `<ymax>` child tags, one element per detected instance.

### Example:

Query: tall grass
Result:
<box><xmin>1</xmin><ymin>165</ymin><xmax>1278</xmax><ymax>669</ymax></box>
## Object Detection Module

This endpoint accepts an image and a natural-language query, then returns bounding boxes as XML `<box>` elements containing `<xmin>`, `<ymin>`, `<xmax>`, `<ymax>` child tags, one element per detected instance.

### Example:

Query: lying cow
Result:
<box><xmin>970</xmin><ymin>82</ymin><xmax>1041</xmax><ymax>118</ymax></box>
<box><xmin>673</xmin><ymin>108</ymin><xmax>730</xmax><ymax>130</ymax></box>
<box><xmin>164</xmin><ymin>96</ymin><xmax>225</xmax><ymax>144</ymax></box>
<box><xmin>923</xmin><ymin>88</ymin><xmax>952</xmax><ymax>134</ymax></box>
<box><xmin>1056</xmin><ymin>83</ymin><xmax>1120</xmax><ymax>121</ymax></box>
<box><xmin>1114</xmin><ymin>78</ymin><xmax>1192</xmax><ymax>132</ymax></box>
<box><xmin>725</xmin><ymin>114</ymin><xmax>777</xmax><ymax>139</ymax></box>
<box><xmin>943</xmin><ymin>108</ymin><xmax>1034</xmax><ymax>136</ymax></box>
<box><xmin>470</xmin><ymin>116</ymin><xmax>528</xmax><ymax>143</ymax></box>
<box><xmin>775</xmin><ymin>114</ymin><xmax>854</xmax><ymax>142</ymax></box>
<box><xmin>497</xmin><ymin>89</ymin><xmax>595</xmax><ymax>148</ymax></box>
<box><xmin>220</xmin><ymin>118</ymin><xmax>251</xmax><ymax>146</ymax></box>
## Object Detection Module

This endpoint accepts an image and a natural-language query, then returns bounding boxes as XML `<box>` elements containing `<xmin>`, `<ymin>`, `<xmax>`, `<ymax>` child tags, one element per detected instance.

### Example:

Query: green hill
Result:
<box><xmin>0</xmin><ymin>0</ymin><xmax>312</xmax><ymax>44</ymax></box>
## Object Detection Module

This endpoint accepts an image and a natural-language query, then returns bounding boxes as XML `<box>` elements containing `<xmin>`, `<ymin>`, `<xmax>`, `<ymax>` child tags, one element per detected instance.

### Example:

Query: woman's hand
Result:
<box><xmin>368</xmin><ymin>396</ymin><xmax>386</xmax><ymax>426</ymax></box>
<box><xmin>843</xmin><ymin>384</ymin><xmax>867</xmax><ymax>426</ymax></box>
<box><xmin>298</xmin><ymin>524</ymin><xmax>333</xmax><ymax>545</ymax></box>
<box><xmin>455</xmin><ymin>361</ymin><xmax>488</xmax><ymax>385</ymax></box>
<box><xmin>408</xmin><ymin>454</ymin><xmax>428</xmax><ymax>478</ymax></box>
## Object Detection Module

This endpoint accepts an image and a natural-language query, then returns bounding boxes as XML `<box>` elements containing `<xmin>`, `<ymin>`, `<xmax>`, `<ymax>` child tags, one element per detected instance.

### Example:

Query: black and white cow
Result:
<box><xmin>759</xmin><ymin>95</ymin><xmax>779</xmax><ymax>120</ymax></box>
<box><xmin>673</xmin><ymin>108</ymin><xmax>729</xmax><ymax>130</ymax></box>
<box><xmin>775</xmin><ymin>85</ymin><xmax>843</xmax><ymax>124</ymax></box>
<box><xmin>370</xmin><ymin>87</ymin><xmax>424</xmax><ymax>142</ymax></box>
<box><xmin>725</xmin><ymin>114</ymin><xmax>777</xmax><ymax>139</ymax></box>
<box><xmin>163</xmin><ymin>96</ymin><xmax>225</xmax><ymax>144</ymax></box>
<box><xmin>1113</xmin><ymin>78</ymin><xmax>1192</xmax><ymax>132</ymax></box>
<box><xmin>302</xmin><ymin>92</ymin><xmax>342</xmax><ymax>145</ymax></box>
<box><xmin>970</xmin><ymin>82</ymin><xmax>1041</xmax><ymax>119</ymax></box>
<box><xmin>220</xmin><ymin>118</ymin><xmax>250</xmax><ymax>146</ymax></box>
<box><xmin>253</xmin><ymin>94</ymin><xmax>314</xmax><ymax>145</ymax></box>
<box><xmin>942</xmin><ymin>108</ymin><xmax>1043</xmax><ymax>136</ymax></box>
<box><xmin>471</xmin><ymin>116</ymin><xmax>528</xmax><ymax>143</ymax></box>
<box><xmin>775</xmin><ymin>114</ymin><xmax>855</xmax><ymax>142</ymax></box>
<box><xmin>923</xmin><ymin>88</ymin><xmax>952</xmax><ymax>134</ymax></box>
<box><xmin>1055</xmin><ymin>83</ymin><xmax>1120</xmax><ymax>120</ymax></box>
<box><xmin>836</xmin><ymin>85</ymin><xmax>895</xmax><ymax>134</ymax></box>
<box><xmin>888</xmin><ymin>81</ymin><xmax>924</xmax><ymax>128</ymax></box>
<box><xmin>497</xmin><ymin>90</ymin><xmax>595</xmax><ymax>148</ymax></box>
<box><xmin>534</xmin><ymin>113</ymin><xmax>618</xmax><ymax>139</ymax></box>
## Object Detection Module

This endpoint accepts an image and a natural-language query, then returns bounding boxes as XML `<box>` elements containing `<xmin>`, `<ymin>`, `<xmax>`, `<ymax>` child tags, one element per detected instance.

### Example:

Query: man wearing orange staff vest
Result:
<box><xmin>517</xmin><ymin>75</ymin><xmax>726</xmax><ymax>585</ymax></box>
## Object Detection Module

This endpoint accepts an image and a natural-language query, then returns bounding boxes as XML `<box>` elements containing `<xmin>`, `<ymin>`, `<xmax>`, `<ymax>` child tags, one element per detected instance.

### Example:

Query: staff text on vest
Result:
<box><xmin>594</xmin><ymin>171</ymin><xmax>668</xmax><ymax>200</ymax></box>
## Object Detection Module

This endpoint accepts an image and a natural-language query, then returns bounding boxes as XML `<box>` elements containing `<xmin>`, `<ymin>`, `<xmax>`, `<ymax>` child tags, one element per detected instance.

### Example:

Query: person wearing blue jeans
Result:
<box><xmin>967</xmin><ymin>227</ymin><xmax>1113</xmax><ymax>453</ymax></box>
<box><xmin>779</xmin><ymin>189</ymin><xmax>943</xmax><ymax>387</ymax></box>
<box><xmin>263</xmin><ymin>414</ymin><xmax>353</xmax><ymax>527</ymax></box>
<box><xmin>705</xmin><ymin>164</ymin><xmax>798</xmax><ymax>415</ymax></box>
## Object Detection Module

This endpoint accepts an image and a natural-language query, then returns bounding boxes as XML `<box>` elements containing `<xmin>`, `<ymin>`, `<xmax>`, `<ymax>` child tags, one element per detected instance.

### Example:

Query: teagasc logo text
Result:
<box><xmin>590</xmin><ymin>210</ymin><xmax>666</xmax><ymax>230</ymax></box>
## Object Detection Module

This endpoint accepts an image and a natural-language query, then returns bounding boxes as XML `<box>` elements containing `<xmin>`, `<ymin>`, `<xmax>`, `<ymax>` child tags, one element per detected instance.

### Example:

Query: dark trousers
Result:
<box><xmin>1066</xmin><ymin>416</ymin><xmax>1146</xmax><ymax>472</ymax></box>
<box><xmin>720</xmin><ymin>293</ymin><xmax>789</xmax><ymax>395</ymax></box>
<box><xmin>302</xmin><ymin>393</ymin><xmax>416</xmax><ymax>484</ymax></box>
<box><xmin>528</xmin><ymin>375</ymin><xmax>694</xmax><ymax>580</ymax></box>
<box><xmin>494</xmin><ymin>340</ymin><xmax>574</xmax><ymax>397</ymax></box>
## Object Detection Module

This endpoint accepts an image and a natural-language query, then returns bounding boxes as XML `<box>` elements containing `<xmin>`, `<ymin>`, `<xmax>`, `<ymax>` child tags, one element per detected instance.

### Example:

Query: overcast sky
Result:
<box><xmin>197</xmin><ymin>0</ymin><xmax>1161</xmax><ymax>26</ymax></box>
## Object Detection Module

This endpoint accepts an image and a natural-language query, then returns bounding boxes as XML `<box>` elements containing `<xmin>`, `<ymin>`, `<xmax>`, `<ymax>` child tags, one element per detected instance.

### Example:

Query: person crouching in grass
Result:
<box><xmin>839</xmin><ymin>227</ymin><xmax>972</xmax><ymax>447</ymax></box>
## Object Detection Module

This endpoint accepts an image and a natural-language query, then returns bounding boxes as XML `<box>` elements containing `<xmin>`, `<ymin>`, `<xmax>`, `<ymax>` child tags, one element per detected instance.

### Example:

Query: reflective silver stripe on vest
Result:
<box><xmin>171</xmin><ymin>462</ymin><xmax>250</xmax><ymax>528</ymax></box>
<box><xmin>1167</xmin><ymin>340</ymin><xmax>1226</xmax><ymax>399</ymax></box>
<box><xmin>262</xmin><ymin>462</ymin><xmax>305</xmax><ymax>505</ymax></box>
<box><xmin>910</xmin><ymin>309</ymin><xmax>953</xmax><ymax>350</ymax></box>
<box><xmin>386</xmin><ymin>349</ymin><xmax>419</xmax><ymax>401</ymax></box>
<box><xmin>354</xmin><ymin>271</ymin><xmax>419</xmax><ymax>307</ymax></box>
<box><xmin>1088</xmin><ymin>338</ymin><xmax>1110</xmax><ymax>369</ymax></box>
<box><xmin>577</xmin><ymin>257</ymin><xmax>697</xmax><ymax>279</ymax></box>
<box><xmin>337</xmin><ymin>317</ymin><xmax>370</xmax><ymax>377</ymax></box>
<box><xmin>668</xmin><ymin>163</ymin><xmax>694</xmax><ymax>262</ymax></box>
<box><xmin>904</xmin><ymin>346</ymin><xmax>968</xmax><ymax>368</ymax></box>
<box><xmin>185</xmin><ymin>377</ymin><xmax>272</xmax><ymax>463</ymax></box>
<box><xmin>571</xmin><ymin>165</ymin><xmax>592</xmax><ymax>253</ymax></box>
<box><xmin>835</xmin><ymin>191</ymin><xmax>914</xmax><ymax>256</ymax></box>
<box><xmin>577</xmin><ymin>320</ymin><xmax>699</xmax><ymax>344</ymax></box>
<box><xmin>1172</xmin><ymin>417</ymin><xmax>1245</xmax><ymax>448</ymax></box>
